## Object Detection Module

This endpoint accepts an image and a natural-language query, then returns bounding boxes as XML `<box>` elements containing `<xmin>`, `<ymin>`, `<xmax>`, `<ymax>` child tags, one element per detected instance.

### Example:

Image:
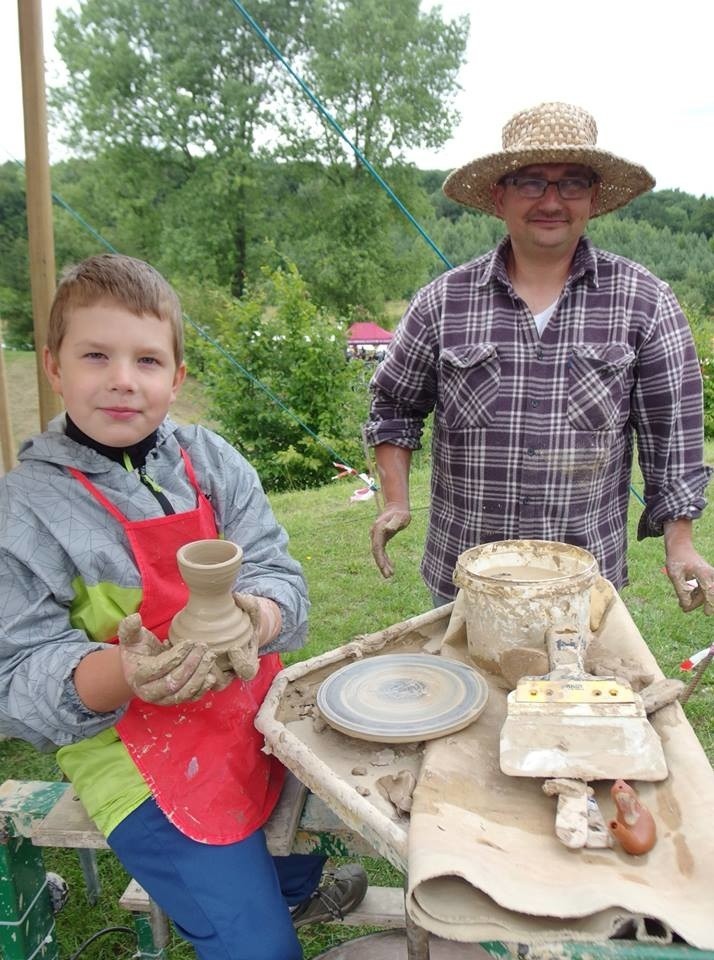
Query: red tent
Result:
<box><xmin>347</xmin><ymin>321</ymin><xmax>393</xmax><ymax>345</ymax></box>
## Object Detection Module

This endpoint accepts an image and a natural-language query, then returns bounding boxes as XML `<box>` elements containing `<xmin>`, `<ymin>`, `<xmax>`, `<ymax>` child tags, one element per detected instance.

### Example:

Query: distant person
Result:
<box><xmin>0</xmin><ymin>254</ymin><xmax>367</xmax><ymax>960</ymax></box>
<box><xmin>365</xmin><ymin>101</ymin><xmax>713</xmax><ymax>613</ymax></box>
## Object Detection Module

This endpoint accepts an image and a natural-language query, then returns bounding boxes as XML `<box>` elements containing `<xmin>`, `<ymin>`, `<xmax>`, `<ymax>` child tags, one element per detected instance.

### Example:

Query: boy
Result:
<box><xmin>0</xmin><ymin>254</ymin><xmax>366</xmax><ymax>960</ymax></box>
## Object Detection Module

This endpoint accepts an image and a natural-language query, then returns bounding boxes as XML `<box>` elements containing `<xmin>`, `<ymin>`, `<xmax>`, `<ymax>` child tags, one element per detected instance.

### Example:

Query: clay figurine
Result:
<box><xmin>169</xmin><ymin>538</ymin><xmax>254</xmax><ymax>676</ymax></box>
<box><xmin>608</xmin><ymin>779</ymin><xmax>657</xmax><ymax>855</ymax></box>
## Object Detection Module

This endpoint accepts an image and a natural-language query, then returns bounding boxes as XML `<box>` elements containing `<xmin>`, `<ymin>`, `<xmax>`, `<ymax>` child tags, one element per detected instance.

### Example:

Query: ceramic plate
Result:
<box><xmin>316</xmin><ymin>654</ymin><xmax>489</xmax><ymax>743</ymax></box>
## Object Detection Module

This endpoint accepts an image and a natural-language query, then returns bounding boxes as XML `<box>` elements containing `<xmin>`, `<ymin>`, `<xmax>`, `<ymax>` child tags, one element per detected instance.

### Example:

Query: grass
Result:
<box><xmin>1</xmin><ymin>349</ymin><xmax>713</xmax><ymax>957</ymax></box>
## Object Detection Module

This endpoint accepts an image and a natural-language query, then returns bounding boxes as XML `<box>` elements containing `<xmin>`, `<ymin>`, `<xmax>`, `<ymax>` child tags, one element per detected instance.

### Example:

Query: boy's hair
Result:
<box><xmin>48</xmin><ymin>254</ymin><xmax>184</xmax><ymax>364</ymax></box>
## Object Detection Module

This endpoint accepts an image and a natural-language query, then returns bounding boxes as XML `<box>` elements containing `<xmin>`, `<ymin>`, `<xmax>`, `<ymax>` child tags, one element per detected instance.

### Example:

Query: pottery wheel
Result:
<box><xmin>316</xmin><ymin>654</ymin><xmax>488</xmax><ymax>743</ymax></box>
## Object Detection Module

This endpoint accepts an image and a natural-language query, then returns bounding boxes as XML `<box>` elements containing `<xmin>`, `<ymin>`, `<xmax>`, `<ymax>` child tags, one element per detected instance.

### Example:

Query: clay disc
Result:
<box><xmin>316</xmin><ymin>654</ymin><xmax>488</xmax><ymax>743</ymax></box>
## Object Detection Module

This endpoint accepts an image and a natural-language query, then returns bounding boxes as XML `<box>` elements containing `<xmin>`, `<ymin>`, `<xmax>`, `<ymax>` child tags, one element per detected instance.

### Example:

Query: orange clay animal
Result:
<box><xmin>608</xmin><ymin>779</ymin><xmax>657</xmax><ymax>855</ymax></box>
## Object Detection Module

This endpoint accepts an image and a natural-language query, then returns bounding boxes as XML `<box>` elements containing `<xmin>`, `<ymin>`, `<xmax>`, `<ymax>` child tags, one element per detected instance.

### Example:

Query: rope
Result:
<box><xmin>679</xmin><ymin>647</ymin><xmax>714</xmax><ymax>705</ymax></box>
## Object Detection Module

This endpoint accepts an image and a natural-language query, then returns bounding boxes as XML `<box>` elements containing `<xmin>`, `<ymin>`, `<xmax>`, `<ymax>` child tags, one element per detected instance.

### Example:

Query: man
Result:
<box><xmin>364</xmin><ymin>101</ymin><xmax>713</xmax><ymax>612</ymax></box>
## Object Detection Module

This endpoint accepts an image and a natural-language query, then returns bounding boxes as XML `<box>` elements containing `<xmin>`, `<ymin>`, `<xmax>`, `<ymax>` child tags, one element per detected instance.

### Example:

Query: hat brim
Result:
<box><xmin>442</xmin><ymin>146</ymin><xmax>655</xmax><ymax>218</ymax></box>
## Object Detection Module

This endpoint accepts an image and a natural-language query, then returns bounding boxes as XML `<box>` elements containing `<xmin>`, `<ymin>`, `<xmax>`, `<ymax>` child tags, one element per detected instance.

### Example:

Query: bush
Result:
<box><xmin>193</xmin><ymin>264</ymin><xmax>370</xmax><ymax>491</ymax></box>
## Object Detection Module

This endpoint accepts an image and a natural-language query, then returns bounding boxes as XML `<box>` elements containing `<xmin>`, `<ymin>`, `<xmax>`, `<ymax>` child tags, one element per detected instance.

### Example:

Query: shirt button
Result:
<box><xmin>530</xmin><ymin>398</ymin><xmax>539</xmax><ymax>408</ymax></box>
<box><xmin>527</xmin><ymin>448</ymin><xmax>535</xmax><ymax>457</ymax></box>
<box><xmin>523</xmin><ymin>495</ymin><xmax>531</xmax><ymax>504</ymax></box>
<box><xmin>535</xmin><ymin>347</ymin><xmax>544</xmax><ymax>360</ymax></box>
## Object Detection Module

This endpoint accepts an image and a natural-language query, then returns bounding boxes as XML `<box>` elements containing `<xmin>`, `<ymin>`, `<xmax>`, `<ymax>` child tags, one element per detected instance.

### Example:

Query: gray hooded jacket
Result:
<box><xmin>0</xmin><ymin>416</ymin><xmax>309</xmax><ymax>750</ymax></box>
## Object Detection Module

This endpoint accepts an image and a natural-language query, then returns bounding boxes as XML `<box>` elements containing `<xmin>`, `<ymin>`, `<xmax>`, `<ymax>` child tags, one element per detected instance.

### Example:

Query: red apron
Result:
<box><xmin>69</xmin><ymin>449</ymin><xmax>284</xmax><ymax>844</ymax></box>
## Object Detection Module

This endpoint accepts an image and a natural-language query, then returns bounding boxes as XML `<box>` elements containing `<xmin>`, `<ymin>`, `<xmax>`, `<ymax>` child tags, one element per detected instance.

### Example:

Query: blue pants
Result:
<box><xmin>107</xmin><ymin>797</ymin><xmax>326</xmax><ymax>960</ymax></box>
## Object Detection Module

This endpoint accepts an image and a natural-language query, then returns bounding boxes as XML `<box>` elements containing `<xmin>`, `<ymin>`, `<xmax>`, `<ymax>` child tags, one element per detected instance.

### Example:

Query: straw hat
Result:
<box><xmin>443</xmin><ymin>102</ymin><xmax>655</xmax><ymax>218</ymax></box>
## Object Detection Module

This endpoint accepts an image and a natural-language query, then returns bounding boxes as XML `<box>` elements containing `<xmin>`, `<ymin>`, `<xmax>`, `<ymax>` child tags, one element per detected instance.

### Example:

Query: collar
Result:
<box><xmin>480</xmin><ymin>235</ymin><xmax>599</xmax><ymax>290</ymax></box>
<box><xmin>64</xmin><ymin>415</ymin><xmax>158</xmax><ymax>469</ymax></box>
<box><xmin>569</xmin><ymin>235</ymin><xmax>599</xmax><ymax>286</ymax></box>
<box><xmin>478</xmin><ymin>236</ymin><xmax>512</xmax><ymax>288</ymax></box>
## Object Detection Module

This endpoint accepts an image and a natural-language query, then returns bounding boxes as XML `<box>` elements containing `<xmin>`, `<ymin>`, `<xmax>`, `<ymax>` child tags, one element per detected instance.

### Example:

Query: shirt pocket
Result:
<box><xmin>567</xmin><ymin>343</ymin><xmax>635</xmax><ymax>432</ymax></box>
<box><xmin>438</xmin><ymin>343</ymin><xmax>500</xmax><ymax>429</ymax></box>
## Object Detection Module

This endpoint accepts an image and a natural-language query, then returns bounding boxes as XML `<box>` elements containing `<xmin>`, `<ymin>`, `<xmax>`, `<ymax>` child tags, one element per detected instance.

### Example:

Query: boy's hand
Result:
<box><xmin>229</xmin><ymin>593</ymin><xmax>282</xmax><ymax>680</ymax></box>
<box><xmin>118</xmin><ymin>613</ymin><xmax>231</xmax><ymax>705</ymax></box>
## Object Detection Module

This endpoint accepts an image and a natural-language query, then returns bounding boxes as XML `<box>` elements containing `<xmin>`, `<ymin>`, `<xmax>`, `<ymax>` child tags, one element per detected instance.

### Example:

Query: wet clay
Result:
<box><xmin>499</xmin><ymin>646</ymin><xmax>550</xmax><ymax>690</ymax></box>
<box><xmin>481</xmin><ymin>565</ymin><xmax>562</xmax><ymax>580</ymax></box>
<box><xmin>609</xmin><ymin>779</ymin><xmax>657</xmax><ymax>855</ymax></box>
<box><xmin>640</xmin><ymin>678</ymin><xmax>685</xmax><ymax>715</ymax></box>
<box><xmin>169</xmin><ymin>539</ymin><xmax>253</xmax><ymax>673</ymax></box>
<box><xmin>586</xmin><ymin>637</ymin><xmax>654</xmax><ymax>692</ymax></box>
<box><xmin>376</xmin><ymin>769</ymin><xmax>417</xmax><ymax>816</ymax></box>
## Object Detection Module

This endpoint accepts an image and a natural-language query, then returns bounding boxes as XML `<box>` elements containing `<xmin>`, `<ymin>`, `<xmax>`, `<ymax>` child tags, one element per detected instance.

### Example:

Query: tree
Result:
<box><xmin>0</xmin><ymin>164</ymin><xmax>32</xmax><ymax>348</ymax></box>
<box><xmin>51</xmin><ymin>0</ymin><xmax>467</xmax><ymax>312</ymax></box>
<box><xmin>690</xmin><ymin>197</ymin><xmax>714</xmax><ymax>239</ymax></box>
<box><xmin>285</xmin><ymin>0</ymin><xmax>468</xmax><ymax>168</ymax></box>
<box><xmin>272</xmin><ymin>0</ymin><xmax>468</xmax><ymax>312</ymax></box>
<box><xmin>272</xmin><ymin>162</ymin><xmax>434</xmax><ymax>312</ymax></box>
<box><xmin>52</xmin><ymin>0</ymin><xmax>315</xmax><ymax>296</ymax></box>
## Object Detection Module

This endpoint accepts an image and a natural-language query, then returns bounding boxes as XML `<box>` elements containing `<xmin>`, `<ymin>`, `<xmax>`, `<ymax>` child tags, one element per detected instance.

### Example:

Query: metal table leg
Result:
<box><xmin>77</xmin><ymin>847</ymin><xmax>100</xmax><ymax>905</ymax></box>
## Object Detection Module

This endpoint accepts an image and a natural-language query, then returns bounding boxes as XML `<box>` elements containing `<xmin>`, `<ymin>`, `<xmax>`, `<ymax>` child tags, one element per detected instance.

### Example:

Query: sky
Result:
<box><xmin>1</xmin><ymin>0</ymin><xmax>712</xmax><ymax>198</ymax></box>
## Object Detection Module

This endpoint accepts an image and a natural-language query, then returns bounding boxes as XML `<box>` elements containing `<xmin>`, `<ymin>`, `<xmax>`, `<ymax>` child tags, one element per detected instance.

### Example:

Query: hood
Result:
<box><xmin>17</xmin><ymin>414</ymin><xmax>181</xmax><ymax>475</ymax></box>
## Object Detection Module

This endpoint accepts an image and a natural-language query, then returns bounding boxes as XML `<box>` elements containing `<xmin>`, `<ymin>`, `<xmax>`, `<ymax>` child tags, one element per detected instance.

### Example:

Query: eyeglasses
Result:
<box><xmin>501</xmin><ymin>175</ymin><xmax>597</xmax><ymax>199</ymax></box>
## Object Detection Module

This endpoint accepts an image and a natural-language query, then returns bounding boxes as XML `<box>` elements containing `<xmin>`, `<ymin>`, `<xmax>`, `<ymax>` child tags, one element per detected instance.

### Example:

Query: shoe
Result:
<box><xmin>46</xmin><ymin>872</ymin><xmax>69</xmax><ymax>914</ymax></box>
<box><xmin>291</xmin><ymin>863</ymin><xmax>368</xmax><ymax>928</ymax></box>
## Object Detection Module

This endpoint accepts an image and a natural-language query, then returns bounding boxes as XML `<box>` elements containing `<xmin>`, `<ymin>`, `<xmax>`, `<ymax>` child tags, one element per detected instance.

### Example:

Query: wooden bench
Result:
<box><xmin>0</xmin><ymin>775</ymin><xmax>406</xmax><ymax>960</ymax></box>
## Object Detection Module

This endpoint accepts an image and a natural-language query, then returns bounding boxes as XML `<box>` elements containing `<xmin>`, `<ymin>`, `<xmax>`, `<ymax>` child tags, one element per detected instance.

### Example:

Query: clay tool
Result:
<box><xmin>500</xmin><ymin>627</ymin><xmax>668</xmax><ymax>781</ymax></box>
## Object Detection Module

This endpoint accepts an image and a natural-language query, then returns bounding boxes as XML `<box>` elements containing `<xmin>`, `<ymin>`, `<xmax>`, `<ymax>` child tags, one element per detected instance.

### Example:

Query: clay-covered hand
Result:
<box><xmin>665</xmin><ymin>549</ymin><xmax>714</xmax><ymax>615</ymax></box>
<box><xmin>118</xmin><ymin>613</ymin><xmax>231</xmax><ymax>705</ymax></box>
<box><xmin>370</xmin><ymin>503</ymin><xmax>411</xmax><ymax>579</ymax></box>
<box><xmin>229</xmin><ymin>593</ymin><xmax>283</xmax><ymax>680</ymax></box>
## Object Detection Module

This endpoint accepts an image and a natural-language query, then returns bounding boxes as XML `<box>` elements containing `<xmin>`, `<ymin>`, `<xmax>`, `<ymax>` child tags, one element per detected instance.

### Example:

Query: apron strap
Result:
<box><xmin>179</xmin><ymin>447</ymin><xmax>200</xmax><ymax>489</ymax></box>
<box><xmin>67</xmin><ymin>466</ymin><xmax>129</xmax><ymax>524</ymax></box>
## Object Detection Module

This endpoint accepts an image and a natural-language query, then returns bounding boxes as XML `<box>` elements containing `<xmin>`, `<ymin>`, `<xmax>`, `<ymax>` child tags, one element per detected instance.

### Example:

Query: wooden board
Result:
<box><xmin>120</xmin><ymin>879</ymin><xmax>408</xmax><ymax>929</ymax></box>
<box><xmin>28</xmin><ymin>771</ymin><xmax>308</xmax><ymax>853</ymax></box>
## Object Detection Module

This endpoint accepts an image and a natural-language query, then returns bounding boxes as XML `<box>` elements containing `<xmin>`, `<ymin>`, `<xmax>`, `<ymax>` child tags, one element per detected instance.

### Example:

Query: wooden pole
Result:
<box><xmin>0</xmin><ymin>341</ymin><xmax>17</xmax><ymax>472</ymax></box>
<box><xmin>17</xmin><ymin>0</ymin><xmax>62</xmax><ymax>429</ymax></box>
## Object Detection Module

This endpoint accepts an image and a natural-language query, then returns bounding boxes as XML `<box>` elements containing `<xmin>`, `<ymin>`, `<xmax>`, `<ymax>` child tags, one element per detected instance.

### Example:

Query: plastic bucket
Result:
<box><xmin>453</xmin><ymin>540</ymin><xmax>599</xmax><ymax>676</ymax></box>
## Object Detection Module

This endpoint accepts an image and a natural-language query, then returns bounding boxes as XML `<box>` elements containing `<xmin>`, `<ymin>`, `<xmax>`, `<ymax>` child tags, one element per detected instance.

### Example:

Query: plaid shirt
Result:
<box><xmin>366</xmin><ymin>236</ymin><xmax>711</xmax><ymax>599</ymax></box>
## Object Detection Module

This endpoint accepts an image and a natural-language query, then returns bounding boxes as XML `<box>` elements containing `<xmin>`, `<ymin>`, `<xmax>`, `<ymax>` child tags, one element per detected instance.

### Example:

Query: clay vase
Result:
<box><xmin>608</xmin><ymin>779</ymin><xmax>657</xmax><ymax>855</ymax></box>
<box><xmin>169</xmin><ymin>539</ymin><xmax>253</xmax><ymax>673</ymax></box>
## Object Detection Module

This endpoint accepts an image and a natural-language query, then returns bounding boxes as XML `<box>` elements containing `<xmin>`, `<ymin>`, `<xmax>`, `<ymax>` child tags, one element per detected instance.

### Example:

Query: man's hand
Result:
<box><xmin>118</xmin><ymin>613</ymin><xmax>231</xmax><ymax>705</ymax></box>
<box><xmin>370</xmin><ymin>503</ymin><xmax>412</xmax><ymax>579</ymax></box>
<box><xmin>665</xmin><ymin>552</ymin><xmax>714</xmax><ymax>614</ymax></box>
<box><xmin>229</xmin><ymin>593</ymin><xmax>282</xmax><ymax>679</ymax></box>
<box><xmin>664</xmin><ymin>519</ymin><xmax>714</xmax><ymax>615</ymax></box>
